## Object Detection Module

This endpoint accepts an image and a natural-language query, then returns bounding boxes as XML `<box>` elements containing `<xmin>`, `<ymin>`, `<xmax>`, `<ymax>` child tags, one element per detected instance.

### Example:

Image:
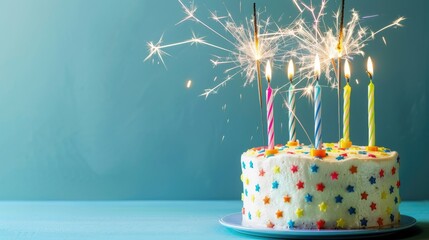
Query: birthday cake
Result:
<box><xmin>240</xmin><ymin>143</ymin><xmax>400</xmax><ymax>229</ymax></box>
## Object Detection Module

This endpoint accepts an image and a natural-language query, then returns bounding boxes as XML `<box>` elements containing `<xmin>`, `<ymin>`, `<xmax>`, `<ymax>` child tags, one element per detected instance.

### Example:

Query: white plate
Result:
<box><xmin>219</xmin><ymin>213</ymin><xmax>416</xmax><ymax>239</ymax></box>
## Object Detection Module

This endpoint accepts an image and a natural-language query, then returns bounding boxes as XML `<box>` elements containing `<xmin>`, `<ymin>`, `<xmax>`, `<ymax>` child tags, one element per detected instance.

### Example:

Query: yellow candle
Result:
<box><xmin>341</xmin><ymin>60</ymin><xmax>352</xmax><ymax>148</ymax></box>
<box><xmin>367</xmin><ymin>57</ymin><xmax>376</xmax><ymax>148</ymax></box>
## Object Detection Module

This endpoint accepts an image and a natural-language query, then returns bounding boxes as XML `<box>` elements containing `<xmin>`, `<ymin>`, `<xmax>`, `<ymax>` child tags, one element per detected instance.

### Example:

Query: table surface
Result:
<box><xmin>0</xmin><ymin>201</ymin><xmax>427</xmax><ymax>239</ymax></box>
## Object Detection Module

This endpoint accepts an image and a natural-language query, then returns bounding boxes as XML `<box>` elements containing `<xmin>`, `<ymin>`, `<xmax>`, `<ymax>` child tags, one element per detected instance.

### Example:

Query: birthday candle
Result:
<box><xmin>265</xmin><ymin>61</ymin><xmax>275</xmax><ymax>150</ymax></box>
<box><xmin>314</xmin><ymin>55</ymin><xmax>322</xmax><ymax>149</ymax></box>
<box><xmin>367</xmin><ymin>57</ymin><xmax>375</xmax><ymax>147</ymax></box>
<box><xmin>343</xmin><ymin>60</ymin><xmax>351</xmax><ymax>142</ymax></box>
<box><xmin>287</xmin><ymin>60</ymin><xmax>296</xmax><ymax>143</ymax></box>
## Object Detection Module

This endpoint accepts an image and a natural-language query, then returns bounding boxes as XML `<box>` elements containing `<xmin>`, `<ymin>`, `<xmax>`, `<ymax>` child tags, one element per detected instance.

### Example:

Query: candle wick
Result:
<box><xmin>367</xmin><ymin>71</ymin><xmax>372</xmax><ymax>81</ymax></box>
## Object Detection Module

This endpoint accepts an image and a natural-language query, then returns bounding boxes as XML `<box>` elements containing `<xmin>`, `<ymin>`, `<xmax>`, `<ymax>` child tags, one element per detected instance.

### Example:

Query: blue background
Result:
<box><xmin>0</xmin><ymin>0</ymin><xmax>426</xmax><ymax>200</ymax></box>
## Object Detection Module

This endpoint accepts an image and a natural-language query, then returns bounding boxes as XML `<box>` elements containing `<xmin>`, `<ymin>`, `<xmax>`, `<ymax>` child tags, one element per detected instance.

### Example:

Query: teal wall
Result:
<box><xmin>0</xmin><ymin>0</ymin><xmax>426</xmax><ymax>200</ymax></box>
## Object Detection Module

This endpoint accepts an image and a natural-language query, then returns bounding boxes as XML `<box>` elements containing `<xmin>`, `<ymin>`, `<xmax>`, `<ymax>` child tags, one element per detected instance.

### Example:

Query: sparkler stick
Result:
<box><xmin>336</xmin><ymin>0</ymin><xmax>345</xmax><ymax>142</ymax></box>
<box><xmin>253</xmin><ymin>3</ymin><xmax>265</xmax><ymax>146</ymax></box>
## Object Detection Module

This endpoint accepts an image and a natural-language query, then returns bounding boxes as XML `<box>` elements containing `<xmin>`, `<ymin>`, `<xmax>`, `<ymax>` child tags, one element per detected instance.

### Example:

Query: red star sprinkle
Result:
<box><xmin>377</xmin><ymin>217</ymin><xmax>384</xmax><ymax>226</ymax></box>
<box><xmin>287</xmin><ymin>151</ymin><xmax>295</xmax><ymax>154</ymax></box>
<box><xmin>396</xmin><ymin>180</ymin><xmax>401</xmax><ymax>188</ymax></box>
<box><xmin>316</xmin><ymin>183</ymin><xmax>325</xmax><ymax>192</ymax></box>
<box><xmin>316</xmin><ymin>219</ymin><xmax>326</xmax><ymax>230</ymax></box>
<box><xmin>341</xmin><ymin>153</ymin><xmax>348</xmax><ymax>157</ymax></box>
<box><xmin>291</xmin><ymin>165</ymin><xmax>299</xmax><ymax>173</ymax></box>
<box><xmin>267</xmin><ymin>221</ymin><xmax>275</xmax><ymax>228</ymax></box>
<box><xmin>330</xmin><ymin>171</ymin><xmax>339</xmax><ymax>180</ymax></box>
<box><xmin>349</xmin><ymin>165</ymin><xmax>358</xmax><ymax>174</ymax></box>
<box><xmin>242</xmin><ymin>208</ymin><xmax>245</xmax><ymax>215</ymax></box>
<box><xmin>263</xmin><ymin>196</ymin><xmax>271</xmax><ymax>205</ymax></box>
<box><xmin>370</xmin><ymin>202</ymin><xmax>377</xmax><ymax>211</ymax></box>
<box><xmin>296</xmin><ymin>180</ymin><xmax>304</xmax><ymax>190</ymax></box>
<box><xmin>379</xmin><ymin>169</ymin><xmax>385</xmax><ymax>178</ymax></box>
<box><xmin>391</xmin><ymin>166</ymin><xmax>396</xmax><ymax>175</ymax></box>
<box><xmin>283</xmin><ymin>195</ymin><xmax>291</xmax><ymax>203</ymax></box>
<box><xmin>361</xmin><ymin>191</ymin><xmax>368</xmax><ymax>200</ymax></box>
<box><xmin>259</xmin><ymin>169</ymin><xmax>266</xmax><ymax>177</ymax></box>
<box><xmin>368</xmin><ymin>153</ymin><xmax>376</xmax><ymax>158</ymax></box>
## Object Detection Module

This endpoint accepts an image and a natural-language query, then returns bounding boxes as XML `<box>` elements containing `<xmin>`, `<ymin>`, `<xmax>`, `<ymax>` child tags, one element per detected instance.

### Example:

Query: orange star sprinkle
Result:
<box><xmin>263</xmin><ymin>196</ymin><xmax>271</xmax><ymax>205</ymax></box>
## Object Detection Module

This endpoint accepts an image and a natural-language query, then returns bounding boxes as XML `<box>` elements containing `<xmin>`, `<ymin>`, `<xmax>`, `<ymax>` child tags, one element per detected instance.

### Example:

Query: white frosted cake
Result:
<box><xmin>240</xmin><ymin>143</ymin><xmax>400</xmax><ymax>229</ymax></box>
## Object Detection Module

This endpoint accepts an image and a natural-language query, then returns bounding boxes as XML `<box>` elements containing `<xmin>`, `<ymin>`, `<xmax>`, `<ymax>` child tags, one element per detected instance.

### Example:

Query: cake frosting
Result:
<box><xmin>240</xmin><ymin>143</ymin><xmax>400</xmax><ymax>229</ymax></box>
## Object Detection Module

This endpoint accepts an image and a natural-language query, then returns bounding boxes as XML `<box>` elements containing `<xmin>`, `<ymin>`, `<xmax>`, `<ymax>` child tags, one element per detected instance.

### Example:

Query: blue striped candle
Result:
<box><xmin>314</xmin><ymin>82</ymin><xmax>322</xmax><ymax>149</ymax></box>
<box><xmin>288</xmin><ymin>85</ymin><xmax>296</xmax><ymax>142</ymax></box>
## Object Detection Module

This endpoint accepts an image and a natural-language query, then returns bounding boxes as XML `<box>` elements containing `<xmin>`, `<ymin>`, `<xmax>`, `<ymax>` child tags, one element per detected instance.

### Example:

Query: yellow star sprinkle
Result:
<box><xmin>386</xmin><ymin>207</ymin><xmax>392</xmax><ymax>215</ymax></box>
<box><xmin>251</xmin><ymin>195</ymin><xmax>255</xmax><ymax>203</ymax></box>
<box><xmin>256</xmin><ymin>209</ymin><xmax>261</xmax><ymax>218</ymax></box>
<box><xmin>273</xmin><ymin>165</ymin><xmax>281</xmax><ymax>174</ymax></box>
<box><xmin>245</xmin><ymin>178</ymin><xmax>250</xmax><ymax>185</ymax></box>
<box><xmin>381</xmin><ymin>191</ymin><xmax>387</xmax><ymax>199</ymax></box>
<box><xmin>240</xmin><ymin>174</ymin><xmax>244</xmax><ymax>182</ymax></box>
<box><xmin>241</xmin><ymin>193</ymin><xmax>244</xmax><ymax>201</ymax></box>
<box><xmin>318</xmin><ymin>202</ymin><xmax>327</xmax><ymax>212</ymax></box>
<box><xmin>336</xmin><ymin>218</ymin><xmax>345</xmax><ymax>228</ymax></box>
<box><xmin>295</xmin><ymin>208</ymin><xmax>304</xmax><ymax>218</ymax></box>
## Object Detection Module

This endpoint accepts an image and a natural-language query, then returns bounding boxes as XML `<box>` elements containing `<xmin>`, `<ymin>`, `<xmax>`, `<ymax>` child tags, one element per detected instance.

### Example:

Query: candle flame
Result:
<box><xmin>287</xmin><ymin>59</ymin><xmax>294</xmax><ymax>82</ymax></box>
<box><xmin>265</xmin><ymin>61</ymin><xmax>272</xmax><ymax>83</ymax></box>
<box><xmin>344</xmin><ymin>60</ymin><xmax>351</xmax><ymax>80</ymax></box>
<box><xmin>314</xmin><ymin>54</ymin><xmax>320</xmax><ymax>79</ymax></box>
<box><xmin>367</xmin><ymin>57</ymin><xmax>373</xmax><ymax>79</ymax></box>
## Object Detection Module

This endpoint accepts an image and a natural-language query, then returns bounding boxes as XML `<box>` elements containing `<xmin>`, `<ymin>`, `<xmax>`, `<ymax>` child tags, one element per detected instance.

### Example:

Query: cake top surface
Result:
<box><xmin>243</xmin><ymin>143</ymin><xmax>397</xmax><ymax>162</ymax></box>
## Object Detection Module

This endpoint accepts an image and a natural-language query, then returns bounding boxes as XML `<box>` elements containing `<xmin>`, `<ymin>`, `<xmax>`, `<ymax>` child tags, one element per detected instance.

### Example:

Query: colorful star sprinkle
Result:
<box><xmin>304</xmin><ymin>193</ymin><xmax>313</xmax><ymax>203</ymax></box>
<box><xmin>391</xmin><ymin>166</ymin><xmax>396</xmax><ymax>175</ymax></box>
<box><xmin>389</xmin><ymin>185</ymin><xmax>395</xmax><ymax>194</ymax></box>
<box><xmin>336</xmin><ymin>218</ymin><xmax>345</xmax><ymax>228</ymax></box>
<box><xmin>256</xmin><ymin>209</ymin><xmax>261</xmax><ymax>218</ymax></box>
<box><xmin>377</xmin><ymin>217</ymin><xmax>384</xmax><ymax>226</ymax></box>
<box><xmin>390</xmin><ymin>214</ymin><xmax>395</xmax><ymax>222</ymax></box>
<box><xmin>287</xmin><ymin>220</ymin><xmax>295</xmax><ymax>229</ymax></box>
<box><xmin>263</xmin><ymin>196</ymin><xmax>270</xmax><ymax>205</ymax></box>
<box><xmin>295</xmin><ymin>208</ymin><xmax>304</xmax><ymax>218</ymax></box>
<box><xmin>360</xmin><ymin>218</ymin><xmax>368</xmax><ymax>227</ymax></box>
<box><xmin>335</xmin><ymin>195</ymin><xmax>343</xmax><ymax>203</ymax></box>
<box><xmin>318</xmin><ymin>202</ymin><xmax>327</xmax><ymax>212</ymax></box>
<box><xmin>283</xmin><ymin>195</ymin><xmax>291</xmax><ymax>203</ymax></box>
<box><xmin>330</xmin><ymin>171</ymin><xmax>339</xmax><ymax>180</ymax></box>
<box><xmin>273</xmin><ymin>165</ymin><xmax>280</xmax><ymax>174</ymax></box>
<box><xmin>369</xmin><ymin>176</ymin><xmax>376</xmax><ymax>185</ymax></box>
<box><xmin>249</xmin><ymin>161</ymin><xmax>254</xmax><ymax>168</ymax></box>
<box><xmin>381</xmin><ymin>191</ymin><xmax>387</xmax><ymax>200</ymax></box>
<box><xmin>266</xmin><ymin>221</ymin><xmax>275</xmax><ymax>228</ymax></box>
<box><xmin>291</xmin><ymin>165</ymin><xmax>298</xmax><ymax>173</ymax></box>
<box><xmin>361</xmin><ymin>192</ymin><xmax>368</xmax><ymax>200</ymax></box>
<box><xmin>349</xmin><ymin>165</ymin><xmax>358</xmax><ymax>174</ymax></box>
<box><xmin>346</xmin><ymin>185</ymin><xmax>355</xmax><ymax>193</ymax></box>
<box><xmin>255</xmin><ymin>184</ymin><xmax>260</xmax><ymax>192</ymax></box>
<box><xmin>276</xmin><ymin>210</ymin><xmax>283</xmax><ymax>218</ymax></box>
<box><xmin>310</xmin><ymin>164</ymin><xmax>319</xmax><ymax>173</ymax></box>
<box><xmin>272</xmin><ymin>181</ymin><xmax>279</xmax><ymax>189</ymax></box>
<box><xmin>370</xmin><ymin>202</ymin><xmax>377</xmax><ymax>211</ymax></box>
<box><xmin>316</xmin><ymin>219</ymin><xmax>325</xmax><ymax>229</ymax></box>
<box><xmin>296</xmin><ymin>180</ymin><xmax>304</xmax><ymax>190</ymax></box>
<box><xmin>379</xmin><ymin>169</ymin><xmax>385</xmax><ymax>178</ymax></box>
<box><xmin>316</xmin><ymin>183</ymin><xmax>325</xmax><ymax>192</ymax></box>
<box><xmin>348</xmin><ymin>207</ymin><xmax>356</xmax><ymax>215</ymax></box>
<box><xmin>259</xmin><ymin>169</ymin><xmax>266</xmax><ymax>177</ymax></box>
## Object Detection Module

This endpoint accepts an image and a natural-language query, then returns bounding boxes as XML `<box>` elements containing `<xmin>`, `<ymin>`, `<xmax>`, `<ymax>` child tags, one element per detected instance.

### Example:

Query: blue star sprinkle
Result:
<box><xmin>305</xmin><ymin>193</ymin><xmax>313</xmax><ymax>203</ymax></box>
<box><xmin>390</xmin><ymin>214</ymin><xmax>395</xmax><ymax>222</ymax></box>
<box><xmin>336</xmin><ymin>155</ymin><xmax>344</xmax><ymax>161</ymax></box>
<box><xmin>272</xmin><ymin>181</ymin><xmax>279</xmax><ymax>189</ymax></box>
<box><xmin>397</xmin><ymin>156</ymin><xmax>400</xmax><ymax>163</ymax></box>
<box><xmin>288</xmin><ymin>220</ymin><xmax>295</xmax><ymax>228</ymax></box>
<box><xmin>255</xmin><ymin>184</ymin><xmax>260</xmax><ymax>192</ymax></box>
<box><xmin>242</xmin><ymin>162</ymin><xmax>246</xmax><ymax>169</ymax></box>
<box><xmin>310</xmin><ymin>164</ymin><xmax>319</xmax><ymax>173</ymax></box>
<box><xmin>335</xmin><ymin>195</ymin><xmax>343</xmax><ymax>203</ymax></box>
<box><xmin>360</xmin><ymin>218</ymin><xmax>368</xmax><ymax>227</ymax></box>
<box><xmin>346</xmin><ymin>185</ymin><xmax>355</xmax><ymax>193</ymax></box>
<box><xmin>348</xmin><ymin>207</ymin><xmax>356</xmax><ymax>215</ymax></box>
<box><xmin>244</xmin><ymin>189</ymin><xmax>248</xmax><ymax>196</ymax></box>
<box><xmin>369</xmin><ymin>176</ymin><xmax>376</xmax><ymax>185</ymax></box>
<box><xmin>394</xmin><ymin>197</ymin><xmax>398</xmax><ymax>204</ymax></box>
<box><xmin>248</xmin><ymin>212</ymin><xmax>252</xmax><ymax>220</ymax></box>
<box><xmin>249</xmin><ymin>161</ymin><xmax>254</xmax><ymax>168</ymax></box>
<box><xmin>358</xmin><ymin>151</ymin><xmax>367</xmax><ymax>155</ymax></box>
<box><xmin>389</xmin><ymin>185</ymin><xmax>394</xmax><ymax>194</ymax></box>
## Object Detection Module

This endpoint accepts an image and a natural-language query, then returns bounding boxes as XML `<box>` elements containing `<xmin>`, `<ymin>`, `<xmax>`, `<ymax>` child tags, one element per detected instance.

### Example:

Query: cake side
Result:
<box><xmin>240</xmin><ymin>144</ymin><xmax>400</xmax><ymax>229</ymax></box>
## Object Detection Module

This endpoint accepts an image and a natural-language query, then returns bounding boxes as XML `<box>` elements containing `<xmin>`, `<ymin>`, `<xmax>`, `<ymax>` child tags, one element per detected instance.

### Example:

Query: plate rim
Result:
<box><xmin>219</xmin><ymin>212</ymin><xmax>417</xmax><ymax>237</ymax></box>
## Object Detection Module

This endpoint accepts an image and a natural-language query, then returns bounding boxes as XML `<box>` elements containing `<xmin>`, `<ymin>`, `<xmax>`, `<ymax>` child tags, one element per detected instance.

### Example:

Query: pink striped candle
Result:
<box><xmin>265</xmin><ymin>61</ymin><xmax>275</xmax><ymax>150</ymax></box>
